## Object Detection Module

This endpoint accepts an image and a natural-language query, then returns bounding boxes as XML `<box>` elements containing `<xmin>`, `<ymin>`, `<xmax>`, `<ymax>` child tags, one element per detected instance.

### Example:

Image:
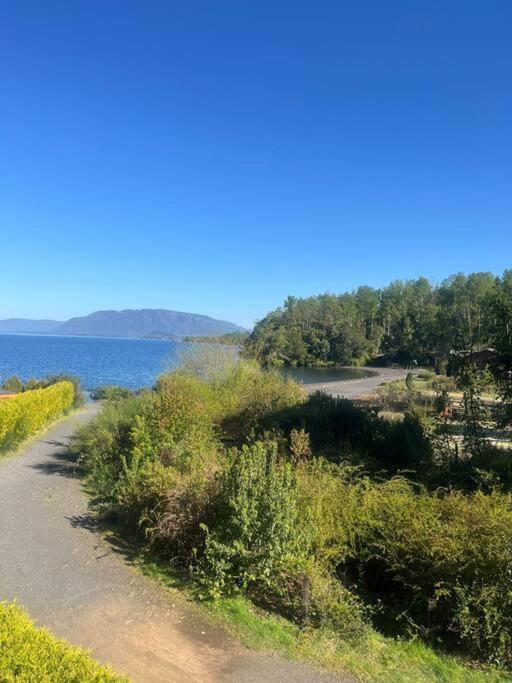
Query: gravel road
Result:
<box><xmin>305</xmin><ymin>366</ymin><xmax>409</xmax><ymax>399</ymax></box>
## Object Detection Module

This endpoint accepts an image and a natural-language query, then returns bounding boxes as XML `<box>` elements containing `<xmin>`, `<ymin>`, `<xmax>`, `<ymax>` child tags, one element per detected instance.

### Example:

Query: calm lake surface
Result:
<box><xmin>0</xmin><ymin>334</ymin><xmax>186</xmax><ymax>390</ymax></box>
<box><xmin>0</xmin><ymin>334</ymin><xmax>373</xmax><ymax>390</ymax></box>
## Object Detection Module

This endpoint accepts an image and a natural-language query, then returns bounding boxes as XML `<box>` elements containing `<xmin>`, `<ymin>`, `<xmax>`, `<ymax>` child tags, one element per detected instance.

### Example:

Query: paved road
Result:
<box><xmin>305</xmin><ymin>367</ymin><xmax>408</xmax><ymax>400</ymax></box>
<box><xmin>0</xmin><ymin>407</ymin><xmax>352</xmax><ymax>682</ymax></box>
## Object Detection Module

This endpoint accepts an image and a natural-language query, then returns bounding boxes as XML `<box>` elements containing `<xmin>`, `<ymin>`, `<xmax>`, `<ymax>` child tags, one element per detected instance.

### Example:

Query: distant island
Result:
<box><xmin>0</xmin><ymin>309</ymin><xmax>246</xmax><ymax>340</ymax></box>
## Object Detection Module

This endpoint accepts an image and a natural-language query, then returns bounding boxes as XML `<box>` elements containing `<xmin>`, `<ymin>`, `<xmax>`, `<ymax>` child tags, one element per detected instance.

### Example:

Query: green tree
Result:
<box><xmin>459</xmin><ymin>362</ymin><xmax>490</xmax><ymax>459</ymax></box>
<box><xmin>244</xmin><ymin>270</ymin><xmax>501</xmax><ymax>369</ymax></box>
<box><xmin>1</xmin><ymin>375</ymin><xmax>24</xmax><ymax>393</ymax></box>
<box><xmin>490</xmin><ymin>270</ymin><xmax>512</xmax><ymax>427</ymax></box>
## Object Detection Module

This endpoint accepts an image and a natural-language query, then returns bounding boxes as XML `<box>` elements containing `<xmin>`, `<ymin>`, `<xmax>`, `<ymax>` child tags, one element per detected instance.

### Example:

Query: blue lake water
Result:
<box><xmin>0</xmin><ymin>334</ymin><xmax>187</xmax><ymax>390</ymax></box>
<box><xmin>0</xmin><ymin>334</ymin><xmax>373</xmax><ymax>390</ymax></box>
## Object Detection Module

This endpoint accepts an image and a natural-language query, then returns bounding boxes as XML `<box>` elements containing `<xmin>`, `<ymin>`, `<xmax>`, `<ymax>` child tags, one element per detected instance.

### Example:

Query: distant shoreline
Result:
<box><xmin>0</xmin><ymin>332</ymin><xmax>181</xmax><ymax>343</ymax></box>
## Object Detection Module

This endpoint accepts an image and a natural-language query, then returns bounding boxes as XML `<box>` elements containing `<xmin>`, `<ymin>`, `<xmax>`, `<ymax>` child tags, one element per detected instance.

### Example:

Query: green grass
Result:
<box><xmin>138</xmin><ymin>557</ymin><xmax>509</xmax><ymax>683</ymax></box>
<box><xmin>411</xmin><ymin>377</ymin><xmax>497</xmax><ymax>400</ymax></box>
<box><xmin>0</xmin><ymin>602</ymin><xmax>126</xmax><ymax>682</ymax></box>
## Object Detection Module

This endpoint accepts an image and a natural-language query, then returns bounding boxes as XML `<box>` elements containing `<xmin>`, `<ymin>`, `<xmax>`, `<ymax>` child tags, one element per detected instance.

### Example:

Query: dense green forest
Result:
<box><xmin>244</xmin><ymin>271</ymin><xmax>511</xmax><ymax>367</ymax></box>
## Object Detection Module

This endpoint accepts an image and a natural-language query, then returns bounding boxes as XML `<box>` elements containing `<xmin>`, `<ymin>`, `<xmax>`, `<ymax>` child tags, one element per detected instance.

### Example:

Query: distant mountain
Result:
<box><xmin>56</xmin><ymin>309</ymin><xmax>246</xmax><ymax>339</ymax></box>
<box><xmin>0</xmin><ymin>319</ymin><xmax>63</xmax><ymax>334</ymax></box>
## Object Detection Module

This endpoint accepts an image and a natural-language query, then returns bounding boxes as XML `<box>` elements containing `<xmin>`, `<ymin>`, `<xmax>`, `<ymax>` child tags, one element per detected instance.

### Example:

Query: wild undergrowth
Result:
<box><xmin>72</xmin><ymin>353</ymin><xmax>512</xmax><ymax>678</ymax></box>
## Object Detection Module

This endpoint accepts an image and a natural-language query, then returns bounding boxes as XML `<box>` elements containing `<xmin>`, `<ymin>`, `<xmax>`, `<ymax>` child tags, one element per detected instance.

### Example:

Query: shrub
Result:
<box><xmin>258</xmin><ymin>392</ymin><xmax>433</xmax><ymax>477</ymax></box>
<box><xmin>40</xmin><ymin>374</ymin><xmax>84</xmax><ymax>408</ymax></box>
<box><xmin>352</xmin><ymin>482</ymin><xmax>512</xmax><ymax>667</ymax></box>
<box><xmin>378</xmin><ymin>380</ymin><xmax>418</xmax><ymax>410</ymax></box>
<box><xmin>199</xmin><ymin>441</ymin><xmax>306</xmax><ymax>599</ymax></box>
<box><xmin>305</xmin><ymin>563</ymin><xmax>367</xmax><ymax>639</ymax></box>
<box><xmin>430</xmin><ymin>375</ymin><xmax>457</xmax><ymax>393</ymax></box>
<box><xmin>295</xmin><ymin>460</ymin><xmax>368</xmax><ymax>567</ymax></box>
<box><xmin>296</xmin><ymin>461</ymin><xmax>512</xmax><ymax>666</ymax></box>
<box><xmin>151</xmin><ymin>373</ymin><xmax>220</xmax><ymax>468</ymax></box>
<box><xmin>150</xmin><ymin>470</ymin><xmax>217</xmax><ymax>561</ymax></box>
<box><xmin>91</xmin><ymin>385</ymin><xmax>135</xmax><ymax>401</ymax></box>
<box><xmin>259</xmin><ymin>392</ymin><xmax>377</xmax><ymax>456</ymax></box>
<box><xmin>74</xmin><ymin>378</ymin><xmax>220</xmax><ymax>536</ymax></box>
<box><xmin>289</xmin><ymin>427</ymin><xmax>312</xmax><ymax>462</ymax></box>
<box><xmin>1</xmin><ymin>374</ymin><xmax>83</xmax><ymax>406</ymax></box>
<box><xmin>156</xmin><ymin>356</ymin><xmax>305</xmax><ymax>445</ymax></box>
<box><xmin>210</xmin><ymin>360</ymin><xmax>306</xmax><ymax>444</ymax></box>
<box><xmin>0</xmin><ymin>602</ymin><xmax>125</xmax><ymax>682</ymax></box>
<box><xmin>73</xmin><ymin>395</ymin><xmax>152</xmax><ymax>511</ymax></box>
<box><xmin>1</xmin><ymin>375</ymin><xmax>23</xmax><ymax>393</ymax></box>
<box><xmin>24</xmin><ymin>378</ymin><xmax>42</xmax><ymax>391</ymax></box>
<box><xmin>0</xmin><ymin>381</ymin><xmax>75</xmax><ymax>453</ymax></box>
<box><xmin>198</xmin><ymin>441</ymin><xmax>368</xmax><ymax>639</ymax></box>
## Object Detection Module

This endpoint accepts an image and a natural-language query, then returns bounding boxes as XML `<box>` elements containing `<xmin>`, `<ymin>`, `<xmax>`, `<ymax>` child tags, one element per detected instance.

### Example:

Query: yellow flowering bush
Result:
<box><xmin>0</xmin><ymin>602</ymin><xmax>125</xmax><ymax>682</ymax></box>
<box><xmin>0</xmin><ymin>381</ymin><xmax>75</xmax><ymax>453</ymax></box>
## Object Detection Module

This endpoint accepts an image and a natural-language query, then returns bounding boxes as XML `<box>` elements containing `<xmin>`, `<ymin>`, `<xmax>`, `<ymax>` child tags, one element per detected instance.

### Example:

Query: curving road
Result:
<box><xmin>0</xmin><ymin>407</ymin><xmax>352</xmax><ymax>683</ymax></box>
<box><xmin>305</xmin><ymin>366</ymin><xmax>408</xmax><ymax>399</ymax></box>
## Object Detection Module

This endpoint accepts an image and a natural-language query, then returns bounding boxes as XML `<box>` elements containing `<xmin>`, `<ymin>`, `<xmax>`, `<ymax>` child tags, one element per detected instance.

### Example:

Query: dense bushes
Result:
<box><xmin>75</xmin><ymin>362</ymin><xmax>303</xmax><ymax>542</ymax></box>
<box><xmin>0</xmin><ymin>602</ymin><xmax>124</xmax><ymax>682</ymax></box>
<box><xmin>198</xmin><ymin>441</ymin><xmax>368</xmax><ymax>638</ymax></box>
<box><xmin>174</xmin><ymin>355</ymin><xmax>305</xmax><ymax>443</ymax></box>
<box><xmin>199</xmin><ymin>442</ymin><xmax>305</xmax><ymax>597</ymax></box>
<box><xmin>74</xmin><ymin>359</ymin><xmax>512</xmax><ymax>670</ymax></box>
<box><xmin>0</xmin><ymin>381</ymin><xmax>75</xmax><ymax>453</ymax></box>
<box><xmin>292</xmin><ymin>462</ymin><xmax>512</xmax><ymax>666</ymax></box>
<box><xmin>91</xmin><ymin>385</ymin><xmax>135</xmax><ymax>401</ymax></box>
<box><xmin>259</xmin><ymin>391</ymin><xmax>434</xmax><ymax>478</ymax></box>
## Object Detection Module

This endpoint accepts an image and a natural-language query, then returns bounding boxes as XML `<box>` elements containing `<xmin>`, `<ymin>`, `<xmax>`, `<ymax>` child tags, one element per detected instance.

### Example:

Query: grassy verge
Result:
<box><xmin>130</xmin><ymin>551</ymin><xmax>508</xmax><ymax>683</ymax></box>
<box><xmin>0</xmin><ymin>602</ymin><xmax>126</xmax><ymax>682</ymax></box>
<box><xmin>411</xmin><ymin>376</ymin><xmax>497</xmax><ymax>401</ymax></box>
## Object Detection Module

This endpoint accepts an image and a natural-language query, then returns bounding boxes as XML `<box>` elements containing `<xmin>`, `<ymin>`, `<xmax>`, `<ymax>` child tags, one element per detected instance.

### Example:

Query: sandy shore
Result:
<box><xmin>305</xmin><ymin>366</ymin><xmax>408</xmax><ymax>400</ymax></box>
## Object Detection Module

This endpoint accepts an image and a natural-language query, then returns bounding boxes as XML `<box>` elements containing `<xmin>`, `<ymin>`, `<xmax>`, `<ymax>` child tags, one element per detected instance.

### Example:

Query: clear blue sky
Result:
<box><xmin>1</xmin><ymin>1</ymin><xmax>510</xmax><ymax>329</ymax></box>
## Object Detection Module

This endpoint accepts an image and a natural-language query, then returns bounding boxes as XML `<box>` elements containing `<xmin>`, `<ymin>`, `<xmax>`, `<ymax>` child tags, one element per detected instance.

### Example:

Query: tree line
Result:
<box><xmin>244</xmin><ymin>270</ymin><xmax>512</xmax><ymax>368</ymax></box>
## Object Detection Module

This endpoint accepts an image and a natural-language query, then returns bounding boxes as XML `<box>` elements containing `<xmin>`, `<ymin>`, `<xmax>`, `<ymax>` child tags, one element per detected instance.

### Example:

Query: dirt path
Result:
<box><xmin>0</xmin><ymin>408</ymin><xmax>351</xmax><ymax>682</ymax></box>
<box><xmin>305</xmin><ymin>366</ymin><xmax>409</xmax><ymax>399</ymax></box>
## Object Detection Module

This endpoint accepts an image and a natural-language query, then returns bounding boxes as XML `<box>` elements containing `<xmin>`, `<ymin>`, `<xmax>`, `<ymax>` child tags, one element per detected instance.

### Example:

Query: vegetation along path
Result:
<box><xmin>0</xmin><ymin>405</ymin><xmax>352</xmax><ymax>682</ymax></box>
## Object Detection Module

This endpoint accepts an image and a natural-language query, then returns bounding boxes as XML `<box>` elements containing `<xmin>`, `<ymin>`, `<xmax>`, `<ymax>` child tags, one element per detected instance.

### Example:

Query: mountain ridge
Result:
<box><xmin>0</xmin><ymin>309</ymin><xmax>246</xmax><ymax>339</ymax></box>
